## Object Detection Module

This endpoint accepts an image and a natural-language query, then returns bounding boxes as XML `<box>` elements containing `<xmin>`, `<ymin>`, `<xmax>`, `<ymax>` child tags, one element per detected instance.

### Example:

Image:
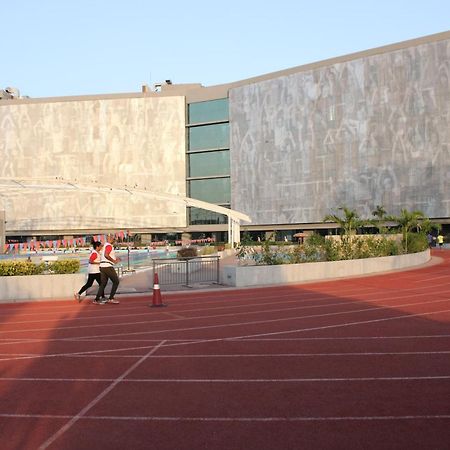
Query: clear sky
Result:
<box><xmin>2</xmin><ymin>0</ymin><xmax>449</xmax><ymax>98</ymax></box>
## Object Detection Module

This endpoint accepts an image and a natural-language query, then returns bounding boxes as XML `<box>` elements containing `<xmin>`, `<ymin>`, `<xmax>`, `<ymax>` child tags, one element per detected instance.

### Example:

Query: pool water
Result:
<box><xmin>0</xmin><ymin>248</ymin><xmax>177</xmax><ymax>273</ymax></box>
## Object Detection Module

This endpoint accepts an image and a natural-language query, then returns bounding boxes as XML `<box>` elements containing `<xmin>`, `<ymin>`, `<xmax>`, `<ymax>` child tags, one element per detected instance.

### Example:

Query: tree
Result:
<box><xmin>388</xmin><ymin>209</ymin><xmax>425</xmax><ymax>253</ymax></box>
<box><xmin>371</xmin><ymin>205</ymin><xmax>388</xmax><ymax>234</ymax></box>
<box><xmin>418</xmin><ymin>218</ymin><xmax>441</xmax><ymax>235</ymax></box>
<box><xmin>372</xmin><ymin>205</ymin><xmax>387</xmax><ymax>219</ymax></box>
<box><xmin>324</xmin><ymin>206</ymin><xmax>367</xmax><ymax>243</ymax></box>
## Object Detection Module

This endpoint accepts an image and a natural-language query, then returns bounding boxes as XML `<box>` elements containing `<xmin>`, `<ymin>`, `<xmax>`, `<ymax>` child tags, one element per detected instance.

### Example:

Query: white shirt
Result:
<box><xmin>88</xmin><ymin>249</ymin><xmax>101</xmax><ymax>274</ymax></box>
<box><xmin>100</xmin><ymin>242</ymin><xmax>116</xmax><ymax>268</ymax></box>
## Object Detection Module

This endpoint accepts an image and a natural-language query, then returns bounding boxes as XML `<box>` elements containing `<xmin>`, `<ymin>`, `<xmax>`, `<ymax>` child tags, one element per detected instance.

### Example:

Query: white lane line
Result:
<box><xmin>73</xmin><ymin>300</ymin><xmax>450</xmax><ymax>343</ymax></box>
<box><xmin>2</xmin><ymin>413</ymin><xmax>449</xmax><ymax>422</ymax></box>
<box><xmin>1</xmin><ymin>269</ymin><xmax>449</xmax><ymax>320</ymax></box>
<box><xmin>1</xmin><ymin>284</ymin><xmax>449</xmax><ymax>333</ymax></box>
<box><xmin>1</xmin><ymin>303</ymin><xmax>449</xmax><ymax>355</ymax></box>
<box><xmin>0</xmin><ymin>281</ymin><xmax>389</xmax><ymax>317</ymax></box>
<box><xmin>38</xmin><ymin>340</ymin><xmax>166</xmax><ymax>450</ymax></box>
<box><xmin>0</xmin><ymin>344</ymin><xmax>162</xmax><ymax>362</ymax></box>
<box><xmin>161</xmin><ymin>308</ymin><xmax>450</xmax><ymax>349</ymax></box>
<box><xmin>72</xmin><ymin>350</ymin><xmax>450</xmax><ymax>357</ymax></box>
<box><xmin>1</xmin><ymin>349</ymin><xmax>450</xmax><ymax>363</ymax></box>
<box><xmin>0</xmin><ymin>286</ymin><xmax>382</xmax><ymax>325</ymax></box>
<box><xmin>237</xmin><ymin>335</ymin><xmax>450</xmax><ymax>341</ymax></box>
<box><xmin>0</xmin><ymin>297</ymin><xmax>397</xmax><ymax>329</ymax></box>
<box><xmin>1</xmin><ymin>322</ymin><xmax>450</xmax><ymax>364</ymax></box>
<box><xmin>1</xmin><ymin>375</ymin><xmax>450</xmax><ymax>383</ymax></box>
<box><xmin>2</xmin><ymin>334</ymin><xmax>448</xmax><ymax>347</ymax></box>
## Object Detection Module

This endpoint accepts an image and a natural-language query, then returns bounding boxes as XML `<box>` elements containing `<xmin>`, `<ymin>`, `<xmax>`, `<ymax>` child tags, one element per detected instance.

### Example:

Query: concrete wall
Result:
<box><xmin>0</xmin><ymin>210</ymin><xmax>5</xmax><ymax>254</ymax></box>
<box><xmin>222</xmin><ymin>249</ymin><xmax>430</xmax><ymax>287</ymax></box>
<box><xmin>0</xmin><ymin>96</ymin><xmax>187</xmax><ymax>232</ymax></box>
<box><xmin>229</xmin><ymin>37</ymin><xmax>450</xmax><ymax>224</ymax></box>
<box><xmin>0</xmin><ymin>249</ymin><xmax>431</xmax><ymax>300</ymax></box>
<box><xmin>0</xmin><ymin>273</ymin><xmax>86</xmax><ymax>302</ymax></box>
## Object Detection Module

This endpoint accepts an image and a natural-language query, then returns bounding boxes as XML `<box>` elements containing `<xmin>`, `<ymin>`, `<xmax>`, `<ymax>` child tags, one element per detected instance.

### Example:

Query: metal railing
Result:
<box><xmin>152</xmin><ymin>256</ymin><xmax>220</xmax><ymax>287</ymax></box>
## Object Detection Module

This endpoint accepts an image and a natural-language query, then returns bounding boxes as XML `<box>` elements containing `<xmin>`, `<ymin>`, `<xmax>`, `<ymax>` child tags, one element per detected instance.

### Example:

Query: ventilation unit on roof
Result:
<box><xmin>0</xmin><ymin>87</ymin><xmax>21</xmax><ymax>99</ymax></box>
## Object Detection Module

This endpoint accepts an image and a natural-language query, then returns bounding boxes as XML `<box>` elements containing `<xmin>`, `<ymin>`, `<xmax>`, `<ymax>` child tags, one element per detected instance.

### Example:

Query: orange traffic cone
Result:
<box><xmin>150</xmin><ymin>272</ymin><xmax>166</xmax><ymax>307</ymax></box>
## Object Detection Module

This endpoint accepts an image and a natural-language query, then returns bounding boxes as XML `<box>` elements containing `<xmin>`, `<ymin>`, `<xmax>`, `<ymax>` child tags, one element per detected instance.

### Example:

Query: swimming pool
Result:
<box><xmin>0</xmin><ymin>248</ymin><xmax>178</xmax><ymax>273</ymax></box>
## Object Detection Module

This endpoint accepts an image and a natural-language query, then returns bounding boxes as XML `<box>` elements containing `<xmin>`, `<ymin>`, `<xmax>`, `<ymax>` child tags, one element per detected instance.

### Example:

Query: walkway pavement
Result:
<box><xmin>86</xmin><ymin>252</ymin><xmax>239</xmax><ymax>296</ymax></box>
<box><xmin>88</xmin><ymin>249</ymin><xmax>444</xmax><ymax>298</ymax></box>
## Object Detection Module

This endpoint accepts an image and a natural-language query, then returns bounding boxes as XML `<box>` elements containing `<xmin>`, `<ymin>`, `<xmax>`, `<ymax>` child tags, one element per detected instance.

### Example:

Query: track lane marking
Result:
<box><xmin>37</xmin><ymin>340</ymin><xmax>166</xmax><ymax>450</ymax></box>
<box><xmin>0</xmin><ymin>308</ymin><xmax>449</xmax><ymax>362</ymax></box>
<box><xmin>1</xmin><ymin>375</ymin><xmax>450</xmax><ymax>383</ymax></box>
<box><xmin>2</xmin><ymin>413</ymin><xmax>449</xmax><ymax>422</ymax></box>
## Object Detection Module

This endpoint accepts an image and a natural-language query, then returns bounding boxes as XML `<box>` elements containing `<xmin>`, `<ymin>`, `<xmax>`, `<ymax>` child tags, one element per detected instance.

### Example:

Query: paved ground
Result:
<box><xmin>0</xmin><ymin>249</ymin><xmax>449</xmax><ymax>449</ymax></box>
<box><xmin>86</xmin><ymin>252</ymin><xmax>239</xmax><ymax>296</ymax></box>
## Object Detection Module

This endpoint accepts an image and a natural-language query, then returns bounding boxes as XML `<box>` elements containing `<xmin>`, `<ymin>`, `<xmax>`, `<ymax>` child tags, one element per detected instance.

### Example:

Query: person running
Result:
<box><xmin>437</xmin><ymin>234</ymin><xmax>444</xmax><ymax>249</ymax></box>
<box><xmin>94</xmin><ymin>234</ymin><xmax>121</xmax><ymax>305</ymax></box>
<box><xmin>74</xmin><ymin>241</ymin><xmax>103</xmax><ymax>303</ymax></box>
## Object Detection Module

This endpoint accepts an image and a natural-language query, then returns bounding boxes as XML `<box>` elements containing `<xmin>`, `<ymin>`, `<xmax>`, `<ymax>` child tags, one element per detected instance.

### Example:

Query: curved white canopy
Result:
<box><xmin>0</xmin><ymin>176</ymin><xmax>251</xmax><ymax>223</ymax></box>
<box><xmin>0</xmin><ymin>177</ymin><xmax>250</xmax><ymax>247</ymax></box>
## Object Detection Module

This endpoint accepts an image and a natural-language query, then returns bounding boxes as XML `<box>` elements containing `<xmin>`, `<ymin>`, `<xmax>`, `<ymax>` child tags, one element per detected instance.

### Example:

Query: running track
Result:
<box><xmin>0</xmin><ymin>250</ymin><xmax>449</xmax><ymax>449</ymax></box>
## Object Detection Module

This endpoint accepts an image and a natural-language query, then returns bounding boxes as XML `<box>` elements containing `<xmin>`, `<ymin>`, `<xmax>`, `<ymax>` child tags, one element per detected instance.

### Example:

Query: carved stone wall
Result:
<box><xmin>0</xmin><ymin>96</ymin><xmax>186</xmax><ymax>231</ymax></box>
<box><xmin>230</xmin><ymin>38</ymin><xmax>450</xmax><ymax>224</ymax></box>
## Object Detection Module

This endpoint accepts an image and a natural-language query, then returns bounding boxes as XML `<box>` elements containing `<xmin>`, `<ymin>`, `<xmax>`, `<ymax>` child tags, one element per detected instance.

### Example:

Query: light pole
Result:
<box><xmin>127</xmin><ymin>230</ymin><xmax>131</xmax><ymax>271</ymax></box>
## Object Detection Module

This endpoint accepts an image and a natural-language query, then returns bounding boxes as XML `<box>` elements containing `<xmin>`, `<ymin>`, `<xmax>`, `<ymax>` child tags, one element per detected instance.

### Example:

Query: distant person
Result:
<box><xmin>94</xmin><ymin>234</ymin><xmax>121</xmax><ymax>305</ymax></box>
<box><xmin>74</xmin><ymin>241</ymin><xmax>103</xmax><ymax>303</ymax></box>
<box><xmin>437</xmin><ymin>234</ymin><xmax>444</xmax><ymax>249</ymax></box>
<box><xmin>427</xmin><ymin>233</ymin><xmax>433</xmax><ymax>248</ymax></box>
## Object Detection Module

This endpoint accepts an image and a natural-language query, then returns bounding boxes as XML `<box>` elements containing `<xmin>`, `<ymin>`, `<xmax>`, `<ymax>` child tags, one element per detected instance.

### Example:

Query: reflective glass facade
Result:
<box><xmin>187</xmin><ymin>99</ymin><xmax>230</xmax><ymax>225</ymax></box>
<box><xmin>188</xmin><ymin>150</ymin><xmax>230</xmax><ymax>178</ymax></box>
<box><xmin>188</xmin><ymin>123</ymin><xmax>229</xmax><ymax>151</ymax></box>
<box><xmin>188</xmin><ymin>178</ymin><xmax>230</xmax><ymax>204</ymax></box>
<box><xmin>189</xmin><ymin>207</ymin><xmax>229</xmax><ymax>225</ymax></box>
<box><xmin>188</xmin><ymin>98</ymin><xmax>229</xmax><ymax>124</ymax></box>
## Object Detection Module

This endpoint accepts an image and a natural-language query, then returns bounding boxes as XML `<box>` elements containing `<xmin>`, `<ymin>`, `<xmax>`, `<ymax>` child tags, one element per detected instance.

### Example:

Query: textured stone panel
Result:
<box><xmin>0</xmin><ymin>96</ymin><xmax>186</xmax><ymax>231</ymax></box>
<box><xmin>230</xmin><ymin>38</ymin><xmax>450</xmax><ymax>225</ymax></box>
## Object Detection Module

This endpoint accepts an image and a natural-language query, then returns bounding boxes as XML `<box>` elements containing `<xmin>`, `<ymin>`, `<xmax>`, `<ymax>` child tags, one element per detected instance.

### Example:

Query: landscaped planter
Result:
<box><xmin>0</xmin><ymin>273</ymin><xmax>86</xmax><ymax>302</ymax></box>
<box><xmin>222</xmin><ymin>249</ymin><xmax>430</xmax><ymax>287</ymax></box>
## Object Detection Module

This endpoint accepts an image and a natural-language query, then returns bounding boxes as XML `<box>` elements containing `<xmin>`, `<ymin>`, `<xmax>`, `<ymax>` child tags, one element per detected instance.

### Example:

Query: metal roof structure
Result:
<box><xmin>0</xmin><ymin>177</ymin><xmax>251</xmax><ymax>245</ymax></box>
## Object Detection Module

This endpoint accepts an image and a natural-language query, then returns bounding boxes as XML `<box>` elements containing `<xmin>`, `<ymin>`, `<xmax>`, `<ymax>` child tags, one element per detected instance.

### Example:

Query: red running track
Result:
<box><xmin>0</xmin><ymin>250</ymin><xmax>449</xmax><ymax>449</ymax></box>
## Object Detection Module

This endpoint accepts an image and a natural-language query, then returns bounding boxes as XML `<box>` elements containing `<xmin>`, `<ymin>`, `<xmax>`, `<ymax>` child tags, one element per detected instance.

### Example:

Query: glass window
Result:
<box><xmin>188</xmin><ymin>99</ymin><xmax>229</xmax><ymax>124</ymax></box>
<box><xmin>188</xmin><ymin>178</ymin><xmax>230</xmax><ymax>204</ymax></box>
<box><xmin>189</xmin><ymin>123</ymin><xmax>229</xmax><ymax>151</ymax></box>
<box><xmin>189</xmin><ymin>207</ymin><xmax>229</xmax><ymax>225</ymax></box>
<box><xmin>188</xmin><ymin>150</ymin><xmax>230</xmax><ymax>178</ymax></box>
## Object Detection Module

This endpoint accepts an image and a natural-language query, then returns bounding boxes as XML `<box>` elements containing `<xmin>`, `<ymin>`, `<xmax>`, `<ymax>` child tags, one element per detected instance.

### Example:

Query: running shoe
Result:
<box><xmin>92</xmin><ymin>299</ymin><xmax>106</xmax><ymax>305</ymax></box>
<box><xmin>107</xmin><ymin>299</ymin><xmax>120</xmax><ymax>304</ymax></box>
<box><xmin>74</xmin><ymin>293</ymin><xmax>81</xmax><ymax>302</ymax></box>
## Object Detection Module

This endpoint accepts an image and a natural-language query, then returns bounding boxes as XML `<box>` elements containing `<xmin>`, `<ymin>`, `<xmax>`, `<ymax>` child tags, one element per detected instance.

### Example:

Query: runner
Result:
<box><xmin>74</xmin><ymin>240</ymin><xmax>103</xmax><ymax>303</ymax></box>
<box><xmin>94</xmin><ymin>234</ymin><xmax>121</xmax><ymax>304</ymax></box>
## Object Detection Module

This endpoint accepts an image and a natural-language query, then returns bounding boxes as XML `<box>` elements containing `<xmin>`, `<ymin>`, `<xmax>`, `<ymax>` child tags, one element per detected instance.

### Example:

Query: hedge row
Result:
<box><xmin>0</xmin><ymin>259</ymin><xmax>80</xmax><ymax>276</ymax></box>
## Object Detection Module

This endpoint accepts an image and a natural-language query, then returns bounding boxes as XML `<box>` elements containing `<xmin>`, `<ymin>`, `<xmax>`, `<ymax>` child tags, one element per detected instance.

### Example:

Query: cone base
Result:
<box><xmin>150</xmin><ymin>303</ymin><xmax>167</xmax><ymax>307</ymax></box>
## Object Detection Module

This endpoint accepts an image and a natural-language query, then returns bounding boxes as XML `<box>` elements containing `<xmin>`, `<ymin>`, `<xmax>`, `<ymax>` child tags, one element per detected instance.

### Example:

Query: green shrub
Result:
<box><xmin>0</xmin><ymin>259</ymin><xmax>79</xmax><ymax>276</ymax></box>
<box><xmin>177</xmin><ymin>247</ymin><xmax>198</xmax><ymax>259</ymax></box>
<box><xmin>0</xmin><ymin>260</ymin><xmax>44</xmax><ymax>276</ymax></box>
<box><xmin>305</xmin><ymin>233</ymin><xmax>326</xmax><ymax>247</ymax></box>
<box><xmin>404</xmin><ymin>232</ymin><xmax>428</xmax><ymax>253</ymax></box>
<box><xmin>322</xmin><ymin>236</ymin><xmax>401</xmax><ymax>261</ymax></box>
<box><xmin>198</xmin><ymin>246</ymin><xmax>217</xmax><ymax>256</ymax></box>
<box><xmin>47</xmin><ymin>259</ymin><xmax>80</xmax><ymax>274</ymax></box>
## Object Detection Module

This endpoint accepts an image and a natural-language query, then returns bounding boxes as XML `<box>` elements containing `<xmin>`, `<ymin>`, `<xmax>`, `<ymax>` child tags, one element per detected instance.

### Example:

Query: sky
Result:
<box><xmin>2</xmin><ymin>0</ymin><xmax>450</xmax><ymax>98</ymax></box>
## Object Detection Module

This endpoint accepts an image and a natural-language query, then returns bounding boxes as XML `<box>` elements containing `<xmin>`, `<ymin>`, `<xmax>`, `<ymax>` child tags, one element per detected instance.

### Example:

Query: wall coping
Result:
<box><xmin>222</xmin><ymin>249</ymin><xmax>431</xmax><ymax>287</ymax></box>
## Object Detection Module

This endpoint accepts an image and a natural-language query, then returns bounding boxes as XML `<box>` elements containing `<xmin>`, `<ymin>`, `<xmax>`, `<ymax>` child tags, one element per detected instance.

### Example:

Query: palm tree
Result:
<box><xmin>388</xmin><ymin>209</ymin><xmax>425</xmax><ymax>253</ymax></box>
<box><xmin>324</xmin><ymin>206</ymin><xmax>366</xmax><ymax>242</ymax></box>
<box><xmin>371</xmin><ymin>205</ymin><xmax>388</xmax><ymax>234</ymax></box>
<box><xmin>418</xmin><ymin>218</ymin><xmax>441</xmax><ymax>235</ymax></box>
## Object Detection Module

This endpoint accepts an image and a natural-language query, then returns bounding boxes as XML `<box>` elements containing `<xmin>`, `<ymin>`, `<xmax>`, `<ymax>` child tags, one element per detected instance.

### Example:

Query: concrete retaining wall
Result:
<box><xmin>0</xmin><ymin>273</ymin><xmax>86</xmax><ymax>303</ymax></box>
<box><xmin>222</xmin><ymin>250</ymin><xmax>430</xmax><ymax>287</ymax></box>
<box><xmin>0</xmin><ymin>250</ymin><xmax>431</xmax><ymax>301</ymax></box>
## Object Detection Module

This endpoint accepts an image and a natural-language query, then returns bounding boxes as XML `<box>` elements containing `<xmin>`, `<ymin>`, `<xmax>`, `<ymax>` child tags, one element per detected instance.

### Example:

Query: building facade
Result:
<box><xmin>1</xmin><ymin>30</ymin><xmax>450</xmax><ymax>242</ymax></box>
